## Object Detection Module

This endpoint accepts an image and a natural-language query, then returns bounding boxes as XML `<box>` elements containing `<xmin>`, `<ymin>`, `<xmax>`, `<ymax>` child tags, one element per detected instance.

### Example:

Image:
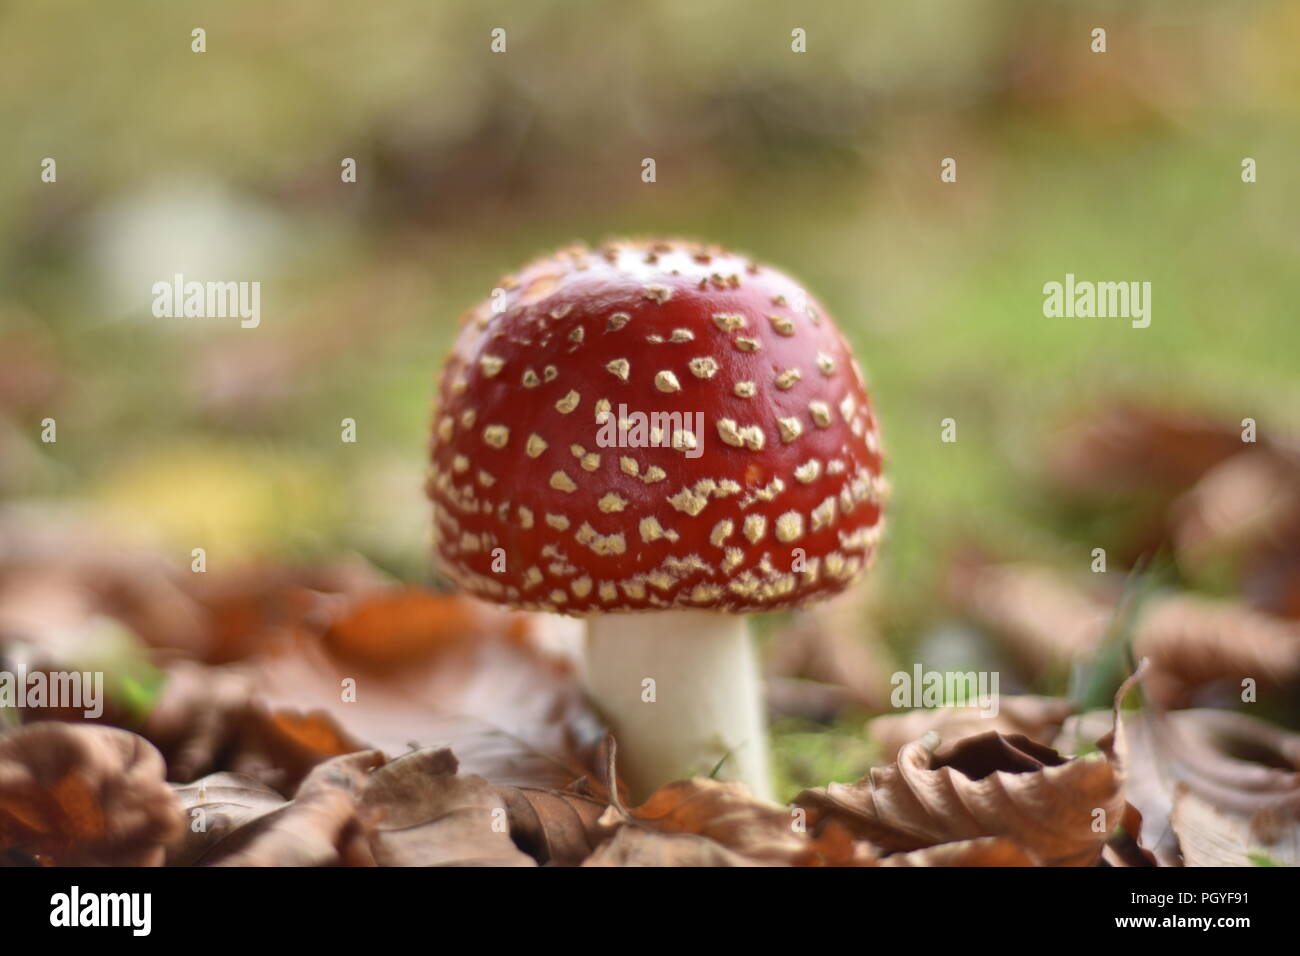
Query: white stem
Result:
<box><xmin>585</xmin><ymin>610</ymin><xmax>772</xmax><ymax>802</ymax></box>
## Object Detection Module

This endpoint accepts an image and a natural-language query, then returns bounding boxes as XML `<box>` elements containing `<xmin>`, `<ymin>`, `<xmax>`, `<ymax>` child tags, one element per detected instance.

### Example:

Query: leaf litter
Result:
<box><xmin>2</xmin><ymin>401</ymin><xmax>1300</xmax><ymax>866</ymax></box>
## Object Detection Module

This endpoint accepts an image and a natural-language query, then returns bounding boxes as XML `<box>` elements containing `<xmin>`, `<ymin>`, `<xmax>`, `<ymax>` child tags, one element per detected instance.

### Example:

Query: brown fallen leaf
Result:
<box><xmin>867</xmin><ymin>696</ymin><xmax>1074</xmax><ymax>763</ymax></box>
<box><xmin>1245</xmin><ymin>545</ymin><xmax>1300</xmax><ymax>621</ymax></box>
<box><xmin>603</xmin><ymin>779</ymin><xmax>814</xmax><ymax>866</ymax></box>
<box><xmin>795</xmin><ymin>729</ymin><xmax>1123</xmax><ymax>866</ymax></box>
<box><xmin>320</xmin><ymin>586</ymin><xmax>521</xmax><ymax>671</ymax></box>
<box><xmin>946</xmin><ymin>558</ymin><xmax>1114</xmax><ymax>669</ymax></box>
<box><xmin>1171</xmin><ymin>785</ymin><xmax>1300</xmax><ymax>867</ymax></box>
<box><xmin>591</xmin><ymin>777</ymin><xmax>882</xmax><ymax>867</ymax></box>
<box><xmin>1061</xmin><ymin>710</ymin><xmax>1168</xmax><ymax>868</ymax></box>
<box><xmin>1132</xmin><ymin>596</ymin><xmax>1300</xmax><ymax>707</ymax></box>
<box><xmin>496</xmin><ymin>783</ymin><xmax>608</xmax><ymax>866</ymax></box>
<box><xmin>362</xmin><ymin>748</ymin><xmax>534</xmax><ymax>867</ymax></box>
<box><xmin>205</xmin><ymin>750</ymin><xmax>384</xmax><ymax>866</ymax></box>
<box><xmin>0</xmin><ymin>510</ymin><xmax>209</xmax><ymax>657</ymax></box>
<box><xmin>1103</xmin><ymin>707</ymin><xmax>1300</xmax><ymax>867</ymax></box>
<box><xmin>179</xmin><ymin>558</ymin><xmax>387</xmax><ymax>664</ymax></box>
<box><xmin>141</xmin><ymin>660</ymin><xmax>364</xmax><ymax>792</ymax></box>
<box><xmin>594</xmin><ymin>770</ymin><xmax>1035</xmax><ymax>867</ymax></box>
<box><xmin>1044</xmin><ymin>404</ymin><xmax>1250</xmax><ymax>497</ymax></box>
<box><xmin>0</xmin><ymin>723</ymin><xmax>181</xmax><ymax>866</ymax></box>
<box><xmin>253</xmin><ymin>641</ymin><xmax>601</xmax><ymax>791</ymax></box>
<box><xmin>1102</xmin><ymin>803</ymin><xmax>1159</xmax><ymax>868</ymax></box>
<box><xmin>1170</xmin><ymin>446</ymin><xmax>1300</xmax><ymax>580</ymax></box>
<box><xmin>174</xmin><ymin>747</ymin><xmax>542</xmax><ymax>867</ymax></box>
<box><xmin>948</xmin><ymin>558</ymin><xmax>1300</xmax><ymax>706</ymax></box>
<box><xmin>168</xmin><ymin>773</ymin><xmax>288</xmax><ymax>866</ymax></box>
<box><xmin>0</xmin><ymin>509</ymin><xmax>393</xmax><ymax>666</ymax></box>
<box><xmin>251</xmin><ymin>589</ymin><xmax>607</xmax><ymax>790</ymax></box>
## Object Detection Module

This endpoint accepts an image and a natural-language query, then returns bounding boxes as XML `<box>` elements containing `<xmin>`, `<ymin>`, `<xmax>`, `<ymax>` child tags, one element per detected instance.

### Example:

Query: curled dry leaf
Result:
<box><xmin>254</xmin><ymin>639</ymin><xmax>599</xmax><ymax>791</ymax></box>
<box><xmin>1059</xmin><ymin>706</ymin><xmax>1172</xmax><ymax>865</ymax></box>
<box><xmin>0</xmin><ymin>723</ymin><xmax>181</xmax><ymax>866</ymax></box>
<box><xmin>868</xmin><ymin>695</ymin><xmax>1074</xmax><ymax>763</ymax></box>
<box><xmin>1171</xmin><ymin>786</ymin><xmax>1299</xmax><ymax>867</ymax></box>
<box><xmin>361</xmin><ymin>748</ymin><xmax>534</xmax><ymax>867</ymax></box>
<box><xmin>1098</xmin><ymin>706</ymin><xmax>1300</xmax><ymax>867</ymax></box>
<box><xmin>796</xmin><ymin>729</ymin><xmax>1124</xmax><ymax>866</ymax></box>
<box><xmin>496</xmin><ymin>784</ymin><xmax>608</xmax><ymax>866</ymax></box>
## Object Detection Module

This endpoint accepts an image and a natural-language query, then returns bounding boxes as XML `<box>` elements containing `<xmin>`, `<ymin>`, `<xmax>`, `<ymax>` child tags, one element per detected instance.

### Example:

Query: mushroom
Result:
<box><xmin>427</xmin><ymin>239</ymin><xmax>886</xmax><ymax>801</ymax></box>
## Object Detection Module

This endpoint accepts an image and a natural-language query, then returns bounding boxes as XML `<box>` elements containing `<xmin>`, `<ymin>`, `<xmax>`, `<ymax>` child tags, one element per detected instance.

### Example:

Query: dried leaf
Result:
<box><xmin>206</xmin><ymin>750</ymin><xmax>383</xmax><ymax>866</ymax></box>
<box><xmin>0</xmin><ymin>723</ymin><xmax>181</xmax><ymax>866</ymax></box>
<box><xmin>251</xmin><ymin>590</ymin><xmax>606</xmax><ymax>789</ymax></box>
<box><xmin>176</xmin><ymin>748</ymin><xmax>541</xmax><ymax>867</ymax></box>
<box><xmin>320</xmin><ymin>586</ymin><xmax>517</xmax><ymax>671</ymax></box>
<box><xmin>946</xmin><ymin>559</ymin><xmax>1113</xmax><ymax>669</ymax></box>
<box><xmin>361</xmin><ymin>748</ymin><xmax>534</xmax><ymax>867</ymax></box>
<box><xmin>796</xmin><ymin>729</ymin><xmax>1123</xmax><ymax>866</ymax></box>
<box><xmin>1170</xmin><ymin>447</ymin><xmax>1300</xmax><ymax>577</ymax></box>
<box><xmin>496</xmin><ymin>785</ymin><xmax>608</xmax><ymax>866</ymax></box>
<box><xmin>168</xmin><ymin>773</ymin><xmax>288</xmax><ymax>866</ymax></box>
<box><xmin>181</xmin><ymin>558</ymin><xmax>386</xmax><ymax>664</ymax></box>
<box><xmin>0</xmin><ymin>511</ymin><xmax>208</xmax><ymax>657</ymax></box>
<box><xmin>142</xmin><ymin>661</ymin><xmax>364</xmax><ymax>792</ymax></box>
<box><xmin>1044</xmin><ymin>404</ymin><xmax>1249</xmax><ymax>496</ymax></box>
<box><xmin>1131</xmin><ymin>596</ymin><xmax>1300</xmax><ymax>707</ymax></box>
<box><xmin>1069</xmin><ymin>708</ymin><xmax>1176</xmax><ymax>866</ymax></box>
<box><xmin>868</xmin><ymin>696</ymin><xmax>1073</xmax><ymax>763</ymax></box>
<box><xmin>1083</xmin><ymin>698</ymin><xmax>1300</xmax><ymax>867</ymax></box>
<box><xmin>1171</xmin><ymin>786</ymin><xmax>1300</xmax><ymax>867</ymax></box>
<box><xmin>948</xmin><ymin>558</ymin><xmax>1300</xmax><ymax>706</ymax></box>
<box><xmin>608</xmin><ymin>779</ymin><xmax>813</xmax><ymax>865</ymax></box>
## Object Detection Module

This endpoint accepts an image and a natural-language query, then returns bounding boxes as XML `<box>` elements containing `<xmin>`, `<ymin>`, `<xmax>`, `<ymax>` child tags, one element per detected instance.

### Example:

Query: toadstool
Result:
<box><xmin>427</xmin><ymin>240</ymin><xmax>886</xmax><ymax>800</ymax></box>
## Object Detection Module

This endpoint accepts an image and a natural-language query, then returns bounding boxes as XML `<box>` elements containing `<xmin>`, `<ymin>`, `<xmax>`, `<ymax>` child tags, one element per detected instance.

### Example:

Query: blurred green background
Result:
<box><xmin>2</xmin><ymin>1</ymin><xmax>1298</xmax><ymax>785</ymax></box>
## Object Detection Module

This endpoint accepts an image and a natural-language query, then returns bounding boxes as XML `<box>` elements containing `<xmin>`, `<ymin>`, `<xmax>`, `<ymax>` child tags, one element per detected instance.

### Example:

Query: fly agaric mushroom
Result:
<box><xmin>427</xmin><ymin>240</ymin><xmax>885</xmax><ymax>800</ymax></box>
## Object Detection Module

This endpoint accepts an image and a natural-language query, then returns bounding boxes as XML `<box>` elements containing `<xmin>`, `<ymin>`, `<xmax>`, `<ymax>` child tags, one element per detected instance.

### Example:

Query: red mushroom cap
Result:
<box><xmin>427</xmin><ymin>239</ymin><xmax>886</xmax><ymax>614</ymax></box>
